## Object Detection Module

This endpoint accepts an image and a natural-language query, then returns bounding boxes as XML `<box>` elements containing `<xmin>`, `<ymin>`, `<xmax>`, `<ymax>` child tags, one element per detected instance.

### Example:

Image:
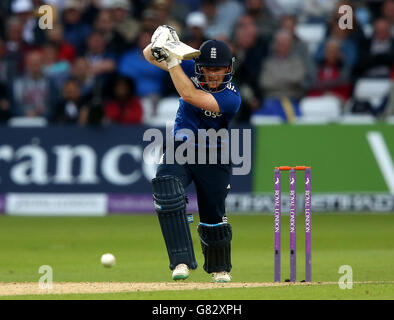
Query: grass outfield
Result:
<box><xmin>0</xmin><ymin>214</ymin><xmax>393</xmax><ymax>299</ymax></box>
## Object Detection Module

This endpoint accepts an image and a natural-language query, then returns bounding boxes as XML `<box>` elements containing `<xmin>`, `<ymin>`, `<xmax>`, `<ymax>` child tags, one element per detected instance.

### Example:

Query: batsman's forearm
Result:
<box><xmin>143</xmin><ymin>44</ymin><xmax>168</xmax><ymax>71</ymax></box>
<box><xmin>143</xmin><ymin>44</ymin><xmax>155</xmax><ymax>63</ymax></box>
<box><xmin>168</xmin><ymin>65</ymin><xmax>196</xmax><ymax>100</ymax></box>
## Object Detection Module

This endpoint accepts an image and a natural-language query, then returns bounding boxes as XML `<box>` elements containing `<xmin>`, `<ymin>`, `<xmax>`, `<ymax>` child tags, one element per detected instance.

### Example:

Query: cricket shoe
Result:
<box><xmin>172</xmin><ymin>264</ymin><xmax>190</xmax><ymax>280</ymax></box>
<box><xmin>212</xmin><ymin>271</ymin><xmax>231</xmax><ymax>283</ymax></box>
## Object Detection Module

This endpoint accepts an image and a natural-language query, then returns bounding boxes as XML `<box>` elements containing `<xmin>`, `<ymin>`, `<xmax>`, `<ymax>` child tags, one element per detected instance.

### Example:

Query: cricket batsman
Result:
<box><xmin>143</xmin><ymin>25</ymin><xmax>241</xmax><ymax>283</ymax></box>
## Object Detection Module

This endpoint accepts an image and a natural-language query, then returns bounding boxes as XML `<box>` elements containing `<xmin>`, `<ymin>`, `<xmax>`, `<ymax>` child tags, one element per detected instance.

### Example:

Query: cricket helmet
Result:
<box><xmin>194</xmin><ymin>39</ymin><xmax>235</xmax><ymax>92</ymax></box>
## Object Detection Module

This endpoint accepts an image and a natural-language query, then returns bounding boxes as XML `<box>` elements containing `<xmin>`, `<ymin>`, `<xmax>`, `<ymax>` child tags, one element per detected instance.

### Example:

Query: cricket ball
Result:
<box><xmin>101</xmin><ymin>253</ymin><xmax>116</xmax><ymax>268</ymax></box>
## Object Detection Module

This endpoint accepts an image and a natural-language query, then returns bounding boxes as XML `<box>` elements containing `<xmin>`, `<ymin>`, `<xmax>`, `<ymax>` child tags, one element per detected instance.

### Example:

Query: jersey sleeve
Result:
<box><xmin>180</xmin><ymin>60</ymin><xmax>195</xmax><ymax>78</ymax></box>
<box><xmin>211</xmin><ymin>85</ymin><xmax>241</xmax><ymax>115</ymax></box>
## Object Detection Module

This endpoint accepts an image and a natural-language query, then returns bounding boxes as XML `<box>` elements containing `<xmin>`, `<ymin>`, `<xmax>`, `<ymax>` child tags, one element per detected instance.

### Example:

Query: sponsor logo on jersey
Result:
<box><xmin>226</xmin><ymin>83</ymin><xmax>237</xmax><ymax>92</ymax></box>
<box><xmin>204</xmin><ymin>110</ymin><xmax>222</xmax><ymax>118</ymax></box>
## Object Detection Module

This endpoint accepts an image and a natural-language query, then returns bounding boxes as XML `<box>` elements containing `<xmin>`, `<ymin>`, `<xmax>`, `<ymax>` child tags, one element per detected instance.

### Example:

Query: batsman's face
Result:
<box><xmin>201</xmin><ymin>66</ymin><xmax>228</xmax><ymax>89</ymax></box>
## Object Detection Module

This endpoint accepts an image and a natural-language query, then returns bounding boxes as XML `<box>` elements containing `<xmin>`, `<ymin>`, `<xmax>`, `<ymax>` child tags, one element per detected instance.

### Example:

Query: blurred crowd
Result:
<box><xmin>0</xmin><ymin>0</ymin><xmax>393</xmax><ymax>126</ymax></box>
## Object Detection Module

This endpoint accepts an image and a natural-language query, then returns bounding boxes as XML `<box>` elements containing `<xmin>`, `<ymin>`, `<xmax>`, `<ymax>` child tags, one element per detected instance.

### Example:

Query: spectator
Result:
<box><xmin>168</xmin><ymin>0</ymin><xmax>193</xmax><ymax>25</ymax></box>
<box><xmin>315</xmin><ymin>2</ymin><xmax>364</xmax><ymax>71</ymax></box>
<box><xmin>356</xmin><ymin>18</ymin><xmax>394</xmax><ymax>78</ymax></box>
<box><xmin>12</xmin><ymin>50</ymin><xmax>55</xmax><ymax>118</ymax></box>
<box><xmin>70</xmin><ymin>57</ymin><xmax>95</xmax><ymax>98</ymax></box>
<box><xmin>103</xmin><ymin>0</ymin><xmax>141</xmax><ymax>47</ymax></box>
<box><xmin>151</xmin><ymin>0</ymin><xmax>183</xmax><ymax>36</ymax></box>
<box><xmin>62</xmin><ymin>0</ymin><xmax>91</xmax><ymax>53</ymax></box>
<box><xmin>299</xmin><ymin>0</ymin><xmax>339</xmax><ymax>23</ymax></box>
<box><xmin>318</xmin><ymin>24</ymin><xmax>358</xmax><ymax>69</ymax></box>
<box><xmin>280</xmin><ymin>14</ymin><xmax>309</xmax><ymax>60</ymax></box>
<box><xmin>131</xmin><ymin>0</ymin><xmax>153</xmax><ymax>19</ymax></box>
<box><xmin>0</xmin><ymin>1</ymin><xmax>10</xmax><ymax>39</ymax></box>
<box><xmin>232</xmin><ymin>14</ymin><xmax>270</xmax><ymax>122</ymax></box>
<box><xmin>140</xmin><ymin>9</ymin><xmax>160</xmax><ymax>34</ymax></box>
<box><xmin>0</xmin><ymin>39</ymin><xmax>7</xmax><ymax>83</ymax></box>
<box><xmin>183</xmin><ymin>11</ymin><xmax>208</xmax><ymax>50</ymax></box>
<box><xmin>79</xmin><ymin>0</ymin><xmax>102</xmax><ymax>26</ymax></box>
<box><xmin>33</xmin><ymin>0</ymin><xmax>52</xmax><ymax>11</ymax></box>
<box><xmin>46</xmin><ymin>23</ymin><xmax>76</xmax><ymax>63</ymax></box>
<box><xmin>255</xmin><ymin>30</ymin><xmax>307</xmax><ymax>122</ymax></box>
<box><xmin>265</xmin><ymin>0</ymin><xmax>302</xmax><ymax>18</ymax></box>
<box><xmin>118</xmin><ymin>31</ymin><xmax>167</xmax><ymax>113</ymax></box>
<box><xmin>203</xmin><ymin>0</ymin><xmax>244</xmax><ymax>40</ymax></box>
<box><xmin>245</xmin><ymin>0</ymin><xmax>278</xmax><ymax>38</ymax></box>
<box><xmin>104</xmin><ymin>76</ymin><xmax>143</xmax><ymax>125</ymax></box>
<box><xmin>0</xmin><ymin>82</ymin><xmax>11</xmax><ymax>123</ymax></box>
<box><xmin>281</xmin><ymin>14</ymin><xmax>316</xmax><ymax>88</ymax></box>
<box><xmin>260</xmin><ymin>30</ymin><xmax>308</xmax><ymax>100</ymax></box>
<box><xmin>382</xmin><ymin>66</ymin><xmax>394</xmax><ymax>118</ymax></box>
<box><xmin>84</xmin><ymin>30</ymin><xmax>116</xmax><ymax>83</ymax></box>
<box><xmin>42</xmin><ymin>0</ymin><xmax>67</xmax><ymax>14</ymax></box>
<box><xmin>152</xmin><ymin>0</ymin><xmax>190</xmax><ymax>27</ymax></box>
<box><xmin>177</xmin><ymin>0</ymin><xmax>202</xmax><ymax>12</ymax></box>
<box><xmin>382</xmin><ymin>0</ymin><xmax>394</xmax><ymax>37</ymax></box>
<box><xmin>42</xmin><ymin>41</ymin><xmax>71</xmax><ymax>93</ymax></box>
<box><xmin>12</xmin><ymin>0</ymin><xmax>46</xmax><ymax>46</ymax></box>
<box><xmin>201</xmin><ymin>0</ymin><xmax>217</xmax><ymax>36</ymax></box>
<box><xmin>94</xmin><ymin>10</ymin><xmax>129</xmax><ymax>57</ymax></box>
<box><xmin>354</xmin><ymin>2</ymin><xmax>372</xmax><ymax>28</ymax></box>
<box><xmin>4</xmin><ymin>17</ymin><xmax>30</xmax><ymax>80</ymax></box>
<box><xmin>308</xmin><ymin>38</ymin><xmax>352</xmax><ymax>102</ymax></box>
<box><xmin>52</xmin><ymin>77</ymin><xmax>88</xmax><ymax>124</ymax></box>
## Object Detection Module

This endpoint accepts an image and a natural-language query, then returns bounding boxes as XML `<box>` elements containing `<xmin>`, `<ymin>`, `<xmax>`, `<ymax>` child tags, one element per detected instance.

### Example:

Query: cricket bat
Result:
<box><xmin>163</xmin><ymin>41</ymin><xmax>201</xmax><ymax>60</ymax></box>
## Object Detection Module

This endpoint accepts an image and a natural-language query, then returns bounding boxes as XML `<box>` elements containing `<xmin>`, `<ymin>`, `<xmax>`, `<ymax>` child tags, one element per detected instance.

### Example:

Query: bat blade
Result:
<box><xmin>163</xmin><ymin>41</ymin><xmax>201</xmax><ymax>60</ymax></box>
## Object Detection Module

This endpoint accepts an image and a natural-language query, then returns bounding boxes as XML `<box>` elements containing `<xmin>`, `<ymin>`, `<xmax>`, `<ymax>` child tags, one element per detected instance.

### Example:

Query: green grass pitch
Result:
<box><xmin>0</xmin><ymin>214</ymin><xmax>393</xmax><ymax>300</ymax></box>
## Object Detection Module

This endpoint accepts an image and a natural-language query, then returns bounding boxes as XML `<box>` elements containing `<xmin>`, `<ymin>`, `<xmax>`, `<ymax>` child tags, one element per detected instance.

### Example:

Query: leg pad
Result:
<box><xmin>152</xmin><ymin>175</ymin><xmax>197</xmax><ymax>270</ymax></box>
<box><xmin>198</xmin><ymin>223</ymin><xmax>232</xmax><ymax>273</ymax></box>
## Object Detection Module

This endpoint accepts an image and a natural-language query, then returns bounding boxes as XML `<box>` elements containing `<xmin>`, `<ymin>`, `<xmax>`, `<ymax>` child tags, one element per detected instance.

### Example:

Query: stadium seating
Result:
<box><xmin>141</xmin><ymin>97</ymin><xmax>154</xmax><ymax>125</ymax></box>
<box><xmin>250</xmin><ymin>115</ymin><xmax>283</xmax><ymax>125</ymax></box>
<box><xmin>295</xmin><ymin>23</ymin><xmax>326</xmax><ymax>54</ymax></box>
<box><xmin>353</xmin><ymin>78</ymin><xmax>392</xmax><ymax>109</ymax></box>
<box><xmin>298</xmin><ymin>95</ymin><xmax>342</xmax><ymax>123</ymax></box>
<box><xmin>8</xmin><ymin>117</ymin><xmax>48</xmax><ymax>127</ymax></box>
<box><xmin>145</xmin><ymin>97</ymin><xmax>179</xmax><ymax>127</ymax></box>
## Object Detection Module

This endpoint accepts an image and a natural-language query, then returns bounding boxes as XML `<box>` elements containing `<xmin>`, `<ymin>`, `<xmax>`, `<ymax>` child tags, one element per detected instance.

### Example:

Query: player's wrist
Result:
<box><xmin>166</xmin><ymin>56</ymin><xmax>180</xmax><ymax>69</ymax></box>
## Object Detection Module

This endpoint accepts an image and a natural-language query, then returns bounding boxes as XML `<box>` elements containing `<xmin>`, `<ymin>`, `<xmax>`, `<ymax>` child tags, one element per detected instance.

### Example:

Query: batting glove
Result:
<box><xmin>151</xmin><ymin>25</ymin><xmax>180</xmax><ymax>63</ymax></box>
<box><xmin>151</xmin><ymin>25</ymin><xmax>179</xmax><ymax>45</ymax></box>
<box><xmin>166</xmin><ymin>54</ymin><xmax>180</xmax><ymax>69</ymax></box>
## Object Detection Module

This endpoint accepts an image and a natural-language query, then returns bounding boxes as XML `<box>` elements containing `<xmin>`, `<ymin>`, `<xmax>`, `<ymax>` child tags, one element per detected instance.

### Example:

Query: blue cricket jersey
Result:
<box><xmin>173</xmin><ymin>60</ymin><xmax>241</xmax><ymax>143</ymax></box>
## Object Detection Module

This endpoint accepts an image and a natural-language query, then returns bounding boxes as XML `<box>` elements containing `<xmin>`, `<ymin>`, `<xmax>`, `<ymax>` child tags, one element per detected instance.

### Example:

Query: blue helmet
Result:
<box><xmin>194</xmin><ymin>40</ymin><xmax>235</xmax><ymax>92</ymax></box>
